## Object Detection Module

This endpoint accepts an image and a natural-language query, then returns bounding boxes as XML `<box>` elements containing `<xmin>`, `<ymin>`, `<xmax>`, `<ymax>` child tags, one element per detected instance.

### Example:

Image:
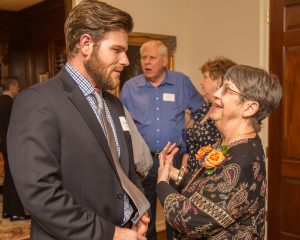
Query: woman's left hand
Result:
<box><xmin>157</xmin><ymin>142</ymin><xmax>179</xmax><ymax>183</ymax></box>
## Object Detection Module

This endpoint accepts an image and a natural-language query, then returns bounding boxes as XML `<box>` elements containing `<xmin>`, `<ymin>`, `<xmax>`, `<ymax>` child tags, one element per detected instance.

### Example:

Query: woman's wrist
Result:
<box><xmin>175</xmin><ymin>166</ymin><xmax>187</xmax><ymax>186</ymax></box>
<box><xmin>170</xmin><ymin>167</ymin><xmax>180</xmax><ymax>181</ymax></box>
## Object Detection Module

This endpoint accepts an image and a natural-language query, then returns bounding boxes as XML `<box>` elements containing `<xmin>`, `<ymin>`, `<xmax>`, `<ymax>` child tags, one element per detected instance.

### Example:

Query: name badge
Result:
<box><xmin>119</xmin><ymin>116</ymin><xmax>130</xmax><ymax>131</ymax></box>
<box><xmin>163</xmin><ymin>93</ymin><xmax>175</xmax><ymax>102</ymax></box>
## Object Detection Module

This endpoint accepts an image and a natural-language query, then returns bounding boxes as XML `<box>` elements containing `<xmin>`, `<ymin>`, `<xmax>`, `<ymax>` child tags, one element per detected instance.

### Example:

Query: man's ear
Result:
<box><xmin>79</xmin><ymin>34</ymin><xmax>93</xmax><ymax>56</ymax></box>
<box><xmin>243</xmin><ymin>101</ymin><xmax>259</xmax><ymax>118</ymax></box>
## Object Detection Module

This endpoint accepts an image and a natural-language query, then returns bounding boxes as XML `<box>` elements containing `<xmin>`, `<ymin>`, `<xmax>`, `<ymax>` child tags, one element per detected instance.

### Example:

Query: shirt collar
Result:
<box><xmin>65</xmin><ymin>62</ymin><xmax>95</xmax><ymax>96</ymax></box>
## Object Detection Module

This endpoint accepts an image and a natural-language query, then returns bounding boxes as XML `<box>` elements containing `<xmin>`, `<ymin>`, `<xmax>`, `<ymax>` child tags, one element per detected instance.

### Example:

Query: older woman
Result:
<box><xmin>157</xmin><ymin>65</ymin><xmax>282</xmax><ymax>239</ymax></box>
<box><xmin>182</xmin><ymin>58</ymin><xmax>236</xmax><ymax>172</ymax></box>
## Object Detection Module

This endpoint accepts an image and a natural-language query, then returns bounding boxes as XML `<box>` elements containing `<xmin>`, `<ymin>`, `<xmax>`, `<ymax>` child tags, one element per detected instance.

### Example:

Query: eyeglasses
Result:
<box><xmin>219</xmin><ymin>84</ymin><xmax>253</xmax><ymax>101</ymax></box>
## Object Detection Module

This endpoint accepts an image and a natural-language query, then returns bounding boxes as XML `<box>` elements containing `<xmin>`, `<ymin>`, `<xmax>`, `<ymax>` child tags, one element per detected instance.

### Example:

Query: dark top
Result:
<box><xmin>157</xmin><ymin>135</ymin><xmax>266</xmax><ymax>239</ymax></box>
<box><xmin>0</xmin><ymin>94</ymin><xmax>13</xmax><ymax>153</ymax></box>
<box><xmin>186</xmin><ymin>102</ymin><xmax>220</xmax><ymax>171</ymax></box>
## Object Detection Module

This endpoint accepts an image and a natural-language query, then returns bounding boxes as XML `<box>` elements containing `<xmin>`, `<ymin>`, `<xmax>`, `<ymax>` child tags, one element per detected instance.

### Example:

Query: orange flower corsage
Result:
<box><xmin>195</xmin><ymin>144</ymin><xmax>229</xmax><ymax>175</ymax></box>
<box><xmin>195</xmin><ymin>145</ymin><xmax>212</xmax><ymax>160</ymax></box>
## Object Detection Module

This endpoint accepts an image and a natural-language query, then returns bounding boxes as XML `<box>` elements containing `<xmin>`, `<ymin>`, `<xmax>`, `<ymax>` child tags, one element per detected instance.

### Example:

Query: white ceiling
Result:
<box><xmin>0</xmin><ymin>0</ymin><xmax>45</xmax><ymax>11</ymax></box>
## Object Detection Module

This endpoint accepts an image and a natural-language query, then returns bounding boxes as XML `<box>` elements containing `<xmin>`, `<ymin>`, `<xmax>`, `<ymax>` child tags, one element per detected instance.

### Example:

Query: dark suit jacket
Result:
<box><xmin>7</xmin><ymin>68</ymin><xmax>143</xmax><ymax>240</ymax></box>
<box><xmin>0</xmin><ymin>94</ymin><xmax>13</xmax><ymax>153</ymax></box>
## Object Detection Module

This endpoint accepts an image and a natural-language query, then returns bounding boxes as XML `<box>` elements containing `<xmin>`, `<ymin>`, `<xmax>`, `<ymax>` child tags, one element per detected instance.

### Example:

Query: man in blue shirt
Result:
<box><xmin>120</xmin><ymin>40</ymin><xmax>204</xmax><ymax>240</ymax></box>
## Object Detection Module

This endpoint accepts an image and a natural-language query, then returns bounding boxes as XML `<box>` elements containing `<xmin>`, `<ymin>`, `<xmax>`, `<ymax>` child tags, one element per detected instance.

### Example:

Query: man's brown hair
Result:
<box><xmin>64</xmin><ymin>0</ymin><xmax>134</xmax><ymax>58</ymax></box>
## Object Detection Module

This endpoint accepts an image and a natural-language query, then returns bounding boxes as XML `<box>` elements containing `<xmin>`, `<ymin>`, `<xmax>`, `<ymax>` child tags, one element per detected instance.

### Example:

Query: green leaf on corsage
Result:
<box><xmin>205</xmin><ymin>168</ymin><xmax>216</xmax><ymax>175</ymax></box>
<box><xmin>219</xmin><ymin>145</ymin><xmax>229</xmax><ymax>155</ymax></box>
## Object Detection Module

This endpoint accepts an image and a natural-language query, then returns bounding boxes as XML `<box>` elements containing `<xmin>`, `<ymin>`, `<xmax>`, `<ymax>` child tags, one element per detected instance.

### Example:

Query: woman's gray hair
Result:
<box><xmin>224</xmin><ymin>64</ymin><xmax>282</xmax><ymax>132</ymax></box>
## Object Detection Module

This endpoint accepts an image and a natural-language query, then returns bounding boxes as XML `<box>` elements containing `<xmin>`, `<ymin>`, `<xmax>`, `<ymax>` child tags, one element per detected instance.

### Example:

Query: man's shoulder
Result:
<box><xmin>167</xmin><ymin>70</ymin><xmax>190</xmax><ymax>81</ymax></box>
<box><xmin>121</xmin><ymin>74</ymin><xmax>145</xmax><ymax>93</ymax></box>
<box><xmin>165</xmin><ymin>70</ymin><xmax>193</xmax><ymax>87</ymax></box>
<box><xmin>28</xmin><ymin>77</ymin><xmax>60</xmax><ymax>92</ymax></box>
<box><xmin>18</xmin><ymin>73</ymin><xmax>64</xmax><ymax>102</ymax></box>
<box><xmin>168</xmin><ymin>69</ymin><xmax>187</xmax><ymax>76</ymax></box>
<box><xmin>126</xmin><ymin>74</ymin><xmax>144</xmax><ymax>84</ymax></box>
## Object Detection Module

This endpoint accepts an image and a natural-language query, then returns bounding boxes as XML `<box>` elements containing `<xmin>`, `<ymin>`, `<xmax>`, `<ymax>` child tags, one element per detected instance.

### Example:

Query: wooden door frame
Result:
<box><xmin>268</xmin><ymin>0</ymin><xmax>288</xmax><ymax>238</ymax></box>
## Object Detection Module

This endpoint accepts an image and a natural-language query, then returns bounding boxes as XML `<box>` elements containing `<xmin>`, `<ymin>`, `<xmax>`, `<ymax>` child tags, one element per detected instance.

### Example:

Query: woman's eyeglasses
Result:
<box><xmin>219</xmin><ymin>84</ymin><xmax>253</xmax><ymax>101</ymax></box>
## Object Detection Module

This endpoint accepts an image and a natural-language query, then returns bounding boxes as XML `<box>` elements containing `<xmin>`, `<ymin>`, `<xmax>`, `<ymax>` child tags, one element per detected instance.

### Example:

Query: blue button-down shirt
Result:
<box><xmin>65</xmin><ymin>63</ymin><xmax>133</xmax><ymax>225</ymax></box>
<box><xmin>120</xmin><ymin>70</ymin><xmax>204</xmax><ymax>152</ymax></box>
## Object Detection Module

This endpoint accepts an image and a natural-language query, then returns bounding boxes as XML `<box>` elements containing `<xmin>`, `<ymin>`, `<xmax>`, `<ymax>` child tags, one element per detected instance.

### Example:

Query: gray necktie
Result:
<box><xmin>93</xmin><ymin>91</ymin><xmax>150</xmax><ymax>224</ymax></box>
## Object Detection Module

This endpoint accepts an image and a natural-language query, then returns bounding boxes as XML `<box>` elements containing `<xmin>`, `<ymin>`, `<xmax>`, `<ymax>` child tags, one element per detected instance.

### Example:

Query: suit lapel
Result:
<box><xmin>58</xmin><ymin>69</ymin><xmax>117</xmax><ymax>173</ymax></box>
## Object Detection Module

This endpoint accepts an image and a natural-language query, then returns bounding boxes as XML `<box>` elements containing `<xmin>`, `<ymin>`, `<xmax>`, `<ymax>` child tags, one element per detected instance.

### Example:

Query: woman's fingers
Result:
<box><xmin>169</xmin><ymin>145</ymin><xmax>179</xmax><ymax>160</ymax></box>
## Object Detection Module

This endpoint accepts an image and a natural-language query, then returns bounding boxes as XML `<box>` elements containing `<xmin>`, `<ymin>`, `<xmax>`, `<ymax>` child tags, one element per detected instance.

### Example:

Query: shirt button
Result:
<box><xmin>156</xmin><ymin>107</ymin><xmax>159</xmax><ymax>111</ymax></box>
<box><xmin>157</xmin><ymin>118</ymin><xmax>159</xmax><ymax>121</ymax></box>
<box><xmin>156</xmin><ymin>97</ymin><xmax>159</xmax><ymax>100</ymax></box>
<box><xmin>117</xmin><ymin>193</ymin><xmax>123</xmax><ymax>199</ymax></box>
<box><xmin>157</xmin><ymin>129</ymin><xmax>160</xmax><ymax>132</ymax></box>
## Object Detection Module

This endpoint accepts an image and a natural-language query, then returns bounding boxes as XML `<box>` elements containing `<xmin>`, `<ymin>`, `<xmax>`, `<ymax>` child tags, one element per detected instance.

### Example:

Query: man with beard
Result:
<box><xmin>7</xmin><ymin>1</ymin><xmax>149</xmax><ymax>240</ymax></box>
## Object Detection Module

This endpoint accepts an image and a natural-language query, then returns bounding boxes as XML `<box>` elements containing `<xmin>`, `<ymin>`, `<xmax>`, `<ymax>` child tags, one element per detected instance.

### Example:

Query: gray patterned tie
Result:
<box><xmin>93</xmin><ymin>91</ymin><xmax>150</xmax><ymax>224</ymax></box>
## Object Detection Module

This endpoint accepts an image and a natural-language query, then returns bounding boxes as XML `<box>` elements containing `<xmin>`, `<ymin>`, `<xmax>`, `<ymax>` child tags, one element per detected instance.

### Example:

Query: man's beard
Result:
<box><xmin>84</xmin><ymin>50</ymin><xmax>119</xmax><ymax>91</ymax></box>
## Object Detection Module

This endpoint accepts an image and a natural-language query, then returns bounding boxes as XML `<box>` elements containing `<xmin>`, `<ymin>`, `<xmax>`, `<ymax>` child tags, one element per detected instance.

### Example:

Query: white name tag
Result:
<box><xmin>163</xmin><ymin>93</ymin><xmax>175</xmax><ymax>102</ymax></box>
<box><xmin>119</xmin><ymin>116</ymin><xmax>130</xmax><ymax>131</ymax></box>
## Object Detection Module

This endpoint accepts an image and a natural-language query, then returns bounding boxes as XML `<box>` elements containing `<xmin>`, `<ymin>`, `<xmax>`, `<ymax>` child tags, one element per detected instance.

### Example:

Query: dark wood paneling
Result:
<box><xmin>281</xmin><ymin>233</ymin><xmax>300</xmax><ymax>240</ymax></box>
<box><xmin>0</xmin><ymin>11</ymin><xmax>17</xmax><ymax>38</ymax></box>
<box><xmin>284</xmin><ymin>3</ymin><xmax>300</xmax><ymax>31</ymax></box>
<box><xmin>284</xmin><ymin>31</ymin><xmax>300</xmax><ymax>46</ymax></box>
<box><xmin>268</xmin><ymin>0</ymin><xmax>284</xmax><ymax>239</ymax></box>
<box><xmin>269</xmin><ymin>0</ymin><xmax>300</xmax><ymax>239</ymax></box>
<box><xmin>281</xmin><ymin>178</ymin><xmax>300</xmax><ymax>234</ymax></box>
<box><xmin>282</xmin><ymin>160</ymin><xmax>300</xmax><ymax>178</ymax></box>
<box><xmin>0</xmin><ymin>0</ymin><xmax>67</xmax><ymax>89</ymax></box>
<box><xmin>284</xmin><ymin>46</ymin><xmax>300</xmax><ymax>157</ymax></box>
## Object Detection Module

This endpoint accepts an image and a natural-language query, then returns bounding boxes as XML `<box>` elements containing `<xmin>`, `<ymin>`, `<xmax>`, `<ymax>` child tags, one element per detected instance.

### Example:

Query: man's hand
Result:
<box><xmin>113</xmin><ymin>226</ymin><xmax>146</xmax><ymax>240</ymax></box>
<box><xmin>132</xmin><ymin>212</ymin><xmax>150</xmax><ymax>236</ymax></box>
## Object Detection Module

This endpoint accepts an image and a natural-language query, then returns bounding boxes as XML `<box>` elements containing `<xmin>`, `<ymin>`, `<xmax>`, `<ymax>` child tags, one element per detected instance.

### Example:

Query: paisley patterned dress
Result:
<box><xmin>157</xmin><ymin>135</ymin><xmax>266</xmax><ymax>239</ymax></box>
<box><xmin>185</xmin><ymin>102</ymin><xmax>220</xmax><ymax>172</ymax></box>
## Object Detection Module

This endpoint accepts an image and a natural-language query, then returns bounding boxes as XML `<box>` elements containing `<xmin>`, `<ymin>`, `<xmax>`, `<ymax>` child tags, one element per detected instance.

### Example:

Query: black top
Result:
<box><xmin>186</xmin><ymin>102</ymin><xmax>220</xmax><ymax>171</ymax></box>
<box><xmin>157</xmin><ymin>135</ymin><xmax>266</xmax><ymax>239</ymax></box>
<box><xmin>0</xmin><ymin>94</ymin><xmax>13</xmax><ymax>153</ymax></box>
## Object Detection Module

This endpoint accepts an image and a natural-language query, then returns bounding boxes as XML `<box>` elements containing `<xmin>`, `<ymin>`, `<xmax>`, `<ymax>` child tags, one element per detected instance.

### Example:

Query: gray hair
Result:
<box><xmin>140</xmin><ymin>40</ymin><xmax>168</xmax><ymax>57</ymax></box>
<box><xmin>224</xmin><ymin>64</ymin><xmax>282</xmax><ymax>132</ymax></box>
